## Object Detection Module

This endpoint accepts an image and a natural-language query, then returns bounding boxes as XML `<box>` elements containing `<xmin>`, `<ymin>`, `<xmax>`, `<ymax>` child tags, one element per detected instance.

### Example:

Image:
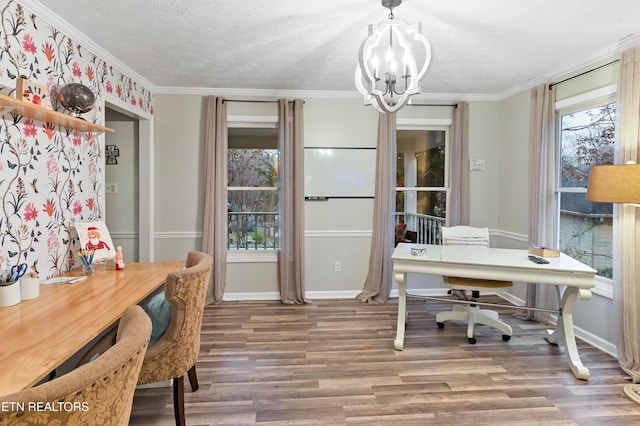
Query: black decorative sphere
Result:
<box><xmin>59</xmin><ymin>83</ymin><xmax>95</xmax><ymax>117</ymax></box>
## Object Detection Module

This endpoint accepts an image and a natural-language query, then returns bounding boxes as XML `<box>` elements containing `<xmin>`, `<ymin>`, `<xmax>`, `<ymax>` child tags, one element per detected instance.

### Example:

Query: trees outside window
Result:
<box><xmin>558</xmin><ymin>102</ymin><xmax>615</xmax><ymax>278</ymax></box>
<box><xmin>227</xmin><ymin>129</ymin><xmax>278</xmax><ymax>250</ymax></box>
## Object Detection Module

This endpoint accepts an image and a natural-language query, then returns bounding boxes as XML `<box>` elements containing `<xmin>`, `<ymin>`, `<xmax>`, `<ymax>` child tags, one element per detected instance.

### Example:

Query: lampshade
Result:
<box><xmin>355</xmin><ymin>0</ymin><xmax>432</xmax><ymax>114</ymax></box>
<box><xmin>586</xmin><ymin>164</ymin><xmax>640</xmax><ymax>203</ymax></box>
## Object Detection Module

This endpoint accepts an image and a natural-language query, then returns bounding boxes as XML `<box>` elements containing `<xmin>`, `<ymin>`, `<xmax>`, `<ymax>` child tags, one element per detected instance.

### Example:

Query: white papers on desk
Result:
<box><xmin>41</xmin><ymin>276</ymin><xmax>87</xmax><ymax>285</ymax></box>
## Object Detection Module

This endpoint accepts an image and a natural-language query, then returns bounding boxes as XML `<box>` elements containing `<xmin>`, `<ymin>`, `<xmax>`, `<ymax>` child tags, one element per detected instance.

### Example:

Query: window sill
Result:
<box><xmin>592</xmin><ymin>276</ymin><xmax>613</xmax><ymax>299</ymax></box>
<box><xmin>227</xmin><ymin>251</ymin><xmax>277</xmax><ymax>263</ymax></box>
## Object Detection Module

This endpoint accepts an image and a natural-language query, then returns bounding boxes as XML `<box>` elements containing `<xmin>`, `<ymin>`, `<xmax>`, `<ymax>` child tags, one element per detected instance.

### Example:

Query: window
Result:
<box><xmin>227</xmin><ymin>127</ymin><xmax>279</xmax><ymax>250</ymax></box>
<box><xmin>395</xmin><ymin>129</ymin><xmax>448</xmax><ymax>244</ymax></box>
<box><xmin>558</xmin><ymin>101</ymin><xmax>615</xmax><ymax>278</ymax></box>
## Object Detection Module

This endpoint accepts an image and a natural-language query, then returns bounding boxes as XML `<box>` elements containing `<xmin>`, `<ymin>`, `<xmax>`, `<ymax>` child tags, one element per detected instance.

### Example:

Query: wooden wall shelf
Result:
<box><xmin>0</xmin><ymin>93</ymin><xmax>114</xmax><ymax>133</ymax></box>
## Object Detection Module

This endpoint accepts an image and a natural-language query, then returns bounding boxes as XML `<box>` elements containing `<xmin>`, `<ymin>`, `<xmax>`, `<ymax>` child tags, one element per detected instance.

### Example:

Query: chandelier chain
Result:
<box><xmin>382</xmin><ymin>0</ymin><xmax>402</xmax><ymax>19</ymax></box>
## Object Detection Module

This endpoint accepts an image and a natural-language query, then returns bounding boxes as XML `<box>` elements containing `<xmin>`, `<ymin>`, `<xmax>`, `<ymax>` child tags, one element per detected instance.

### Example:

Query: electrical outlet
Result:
<box><xmin>105</xmin><ymin>183</ymin><xmax>118</xmax><ymax>194</ymax></box>
<box><xmin>334</xmin><ymin>261</ymin><xmax>341</xmax><ymax>272</ymax></box>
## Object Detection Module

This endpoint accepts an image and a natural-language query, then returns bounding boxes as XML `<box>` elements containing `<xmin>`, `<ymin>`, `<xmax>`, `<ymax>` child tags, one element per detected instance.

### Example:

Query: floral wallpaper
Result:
<box><xmin>0</xmin><ymin>1</ymin><xmax>153</xmax><ymax>277</ymax></box>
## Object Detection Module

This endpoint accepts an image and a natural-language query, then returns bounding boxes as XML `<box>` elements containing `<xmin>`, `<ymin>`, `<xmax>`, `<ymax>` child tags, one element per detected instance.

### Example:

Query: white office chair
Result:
<box><xmin>435</xmin><ymin>226</ymin><xmax>513</xmax><ymax>344</ymax></box>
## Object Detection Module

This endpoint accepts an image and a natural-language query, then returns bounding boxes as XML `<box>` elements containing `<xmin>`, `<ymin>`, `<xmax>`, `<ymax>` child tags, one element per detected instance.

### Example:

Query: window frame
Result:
<box><xmin>226</xmin><ymin>115</ymin><xmax>279</xmax><ymax>263</ymax></box>
<box><xmin>555</xmin><ymin>87</ymin><xmax>617</xmax><ymax>298</ymax></box>
<box><xmin>395</xmin><ymin>118</ymin><xmax>452</xmax><ymax>244</ymax></box>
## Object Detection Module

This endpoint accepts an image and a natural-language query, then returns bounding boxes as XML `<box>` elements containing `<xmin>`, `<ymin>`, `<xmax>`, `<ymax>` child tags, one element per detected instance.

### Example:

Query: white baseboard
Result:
<box><xmin>223</xmin><ymin>292</ymin><xmax>280</xmax><ymax>301</ymax></box>
<box><xmin>491</xmin><ymin>292</ymin><xmax>618</xmax><ymax>359</ymax></box>
<box><xmin>223</xmin><ymin>290</ymin><xmax>364</xmax><ymax>301</ymax></box>
<box><xmin>223</xmin><ymin>288</ymin><xmax>455</xmax><ymax>301</ymax></box>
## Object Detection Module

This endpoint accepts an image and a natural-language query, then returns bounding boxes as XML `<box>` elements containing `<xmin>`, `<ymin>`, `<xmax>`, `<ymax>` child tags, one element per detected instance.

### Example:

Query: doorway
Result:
<box><xmin>105</xmin><ymin>108</ymin><xmax>139</xmax><ymax>261</ymax></box>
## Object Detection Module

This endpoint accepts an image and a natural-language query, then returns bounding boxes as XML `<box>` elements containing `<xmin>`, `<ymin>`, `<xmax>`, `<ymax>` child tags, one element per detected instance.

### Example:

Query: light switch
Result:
<box><xmin>469</xmin><ymin>158</ymin><xmax>486</xmax><ymax>172</ymax></box>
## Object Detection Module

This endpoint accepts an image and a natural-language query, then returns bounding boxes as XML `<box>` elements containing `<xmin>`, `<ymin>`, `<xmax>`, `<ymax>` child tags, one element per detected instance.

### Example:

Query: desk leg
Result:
<box><xmin>545</xmin><ymin>286</ymin><xmax>592</xmax><ymax>380</ymax></box>
<box><xmin>394</xmin><ymin>272</ymin><xmax>407</xmax><ymax>350</ymax></box>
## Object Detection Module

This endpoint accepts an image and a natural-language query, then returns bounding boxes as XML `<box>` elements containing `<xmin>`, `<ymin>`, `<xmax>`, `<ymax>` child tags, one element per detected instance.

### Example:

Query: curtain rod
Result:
<box><xmin>408</xmin><ymin>103</ymin><xmax>458</xmax><ymax>108</ymax></box>
<box><xmin>549</xmin><ymin>59</ymin><xmax>619</xmax><ymax>89</ymax></box>
<box><xmin>359</xmin><ymin>102</ymin><xmax>458</xmax><ymax>109</ymax></box>
<box><xmin>223</xmin><ymin>99</ymin><xmax>276</xmax><ymax>103</ymax></box>
<box><xmin>223</xmin><ymin>99</ymin><xmax>452</xmax><ymax>106</ymax></box>
<box><xmin>222</xmin><ymin>99</ymin><xmax>304</xmax><ymax>104</ymax></box>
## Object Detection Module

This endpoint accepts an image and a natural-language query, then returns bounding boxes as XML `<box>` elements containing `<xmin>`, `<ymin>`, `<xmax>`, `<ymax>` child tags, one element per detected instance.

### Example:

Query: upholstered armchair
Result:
<box><xmin>137</xmin><ymin>250</ymin><xmax>213</xmax><ymax>426</ymax></box>
<box><xmin>0</xmin><ymin>305</ymin><xmax>152</xmax><ymax>426</ymax></box>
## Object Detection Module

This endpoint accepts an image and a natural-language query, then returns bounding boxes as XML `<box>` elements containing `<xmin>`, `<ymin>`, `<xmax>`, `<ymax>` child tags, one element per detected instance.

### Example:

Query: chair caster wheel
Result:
<box><xmin>502</xmin><ymin>334</ymin><xmax>511</xmax><ymax>342</ymax></box>
<box><xmin>437</xmin><ymin>322</ymin><xmax>444</xmax><ymax>329</ymax></box>
<box><xmin>467</xmin><ymin>337</ymin><xmax>476</xmax><ymax>344</ymax></box>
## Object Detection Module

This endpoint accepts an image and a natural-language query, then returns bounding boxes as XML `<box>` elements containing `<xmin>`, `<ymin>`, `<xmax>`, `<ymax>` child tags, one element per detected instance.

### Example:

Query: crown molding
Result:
<box><xmin>154</xmin><ymin>85</ymin><xmax>501</xmax><ymax>102</ymax></box>
<box><xmin>20</xmin><ymin>0</ymin><xmax>157</xmax><ymax>92</ymax></box>
<box><xmin>410</xmin><ymin>92</ymin><xmax>500</xmax><ymax>102</ymax></box>
<box><xmin>498</xmin><ymin>33</ymin><xmax>640</xmax><ymax>100</ymax></box>
<box><xmin>153</xmin><ymin>86</ymin><xmax>360</xmax><ymax>98</ymax></box>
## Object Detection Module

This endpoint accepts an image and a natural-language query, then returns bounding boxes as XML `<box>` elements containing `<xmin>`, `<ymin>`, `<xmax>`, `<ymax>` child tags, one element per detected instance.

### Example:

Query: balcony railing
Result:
<box><xmin>395</xmin><ymin>212</ymin><xmax>445</xmax><ymax>245</ymax></box>
<box><xmin>228</xmin><ymin>212</ymin><xmax>278</xmax><ymax>250</ymax></box>
<box><xmin>228</xmin><ymin>211</ymin><xmax>444</xmax><ymax>250</ymax></box>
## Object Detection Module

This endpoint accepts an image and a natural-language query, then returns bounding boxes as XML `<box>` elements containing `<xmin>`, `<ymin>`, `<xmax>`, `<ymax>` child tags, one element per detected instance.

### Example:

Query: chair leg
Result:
<box><xmin>467</xmin><ymin>305</ymin><xmax>478</xmax><ymax>340</ymax></box>
<box><xmin>187</xmin><ymin>364</ymin><xmax>199</xmax><ymax>392</ymax></box>
<box><xmin>173</xmin><ymin>375</ymin><xmax>185</xmax><ymax>426</ymax></box>
<box><xmin>475</xmin><ymin>310</ymin><xmax>513</xmax><ymax>336</ymax></box>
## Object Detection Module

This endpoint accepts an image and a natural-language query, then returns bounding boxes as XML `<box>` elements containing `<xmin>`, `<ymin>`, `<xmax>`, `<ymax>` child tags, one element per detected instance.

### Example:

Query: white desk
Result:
<box><xmin>392</xmin><ymin>243</ymin><xmax>597</xmax><ymax>380</ymax></box>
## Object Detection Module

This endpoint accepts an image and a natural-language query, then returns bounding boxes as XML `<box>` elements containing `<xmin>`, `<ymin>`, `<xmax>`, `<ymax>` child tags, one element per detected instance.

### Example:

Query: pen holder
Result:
<box><xmin>0</xmin><ymin>280</ymin><xmax>21</xmax><ymax>307</ymax></box>
<box><xmin>82</xmin><ymin>262</ymin><xmax>93</xmax><ymax>275</ymax></box>
<box><xmin>79</xmin><ymin>250</ymin><xmax>94</xmax><ymax>275</ymax></box>
<box><xmin>20</xmin><ymin>276</ymin><xmax>40</xmax><ymax>300</ymax></box>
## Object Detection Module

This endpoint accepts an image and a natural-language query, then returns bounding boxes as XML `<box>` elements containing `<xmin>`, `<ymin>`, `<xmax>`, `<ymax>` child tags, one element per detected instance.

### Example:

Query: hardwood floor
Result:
<box><xmin>129</xmin><ymin>297</ymin><xmax>640</xmax><ymax>425</ymax></box>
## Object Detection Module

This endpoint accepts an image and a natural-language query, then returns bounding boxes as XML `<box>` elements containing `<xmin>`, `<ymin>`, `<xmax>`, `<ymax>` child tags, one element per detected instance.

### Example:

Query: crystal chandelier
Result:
<box><xmin>355</xmin><ymin>0</ymin><xmax>432</xmax><ymax>113</ymax></box>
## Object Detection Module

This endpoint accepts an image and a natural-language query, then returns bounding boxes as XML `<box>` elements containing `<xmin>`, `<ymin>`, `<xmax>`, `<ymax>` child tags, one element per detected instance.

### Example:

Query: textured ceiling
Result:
<box><xmin>28</xmin><ymin>0</ymin><xmax>640</xmax><ymax>98</ymax></box>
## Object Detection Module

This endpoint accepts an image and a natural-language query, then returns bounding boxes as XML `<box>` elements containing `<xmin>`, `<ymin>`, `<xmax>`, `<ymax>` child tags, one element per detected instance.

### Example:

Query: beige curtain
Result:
<box><xmin>616</xmin><ymin>47</ymin><xmax>640</xmax><ymax>382</ymax></box>
<box><xmin>449</xmin><ymin>101</ymin><xmax>470</xmax><ymax>226</ymax></box>
<box><xmin>202</xmin><ymin>96</ymin><xmax>228</xmax><ymax>304</ymax></box>
<box><xmin>524</xmin><ymin>84</ymin><xmax>558</xmax><ymax>321</ymax></box>
<box><xmin>278</xmin><ymin>99</ymin><xmax>307</xmax><ymax>304</ymax></box>
<box><xmin>357</xmin><ymin>112</ymin><xmax>397</xmax><ymax>303</ymax></box>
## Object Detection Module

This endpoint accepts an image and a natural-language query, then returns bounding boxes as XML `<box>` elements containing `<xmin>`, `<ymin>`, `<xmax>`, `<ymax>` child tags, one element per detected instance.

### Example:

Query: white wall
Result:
<box><xmin>495</xmin><ymin>58</ymin><xmax>620</xmax><ymax>354</ymax></box>
<box><xmin>303</xmin><ymin>99</ymin><xmax>378</xmax><ymax>296</ymax></box>
<box><xmin>497</xmin><ymin>91</ymin><xmax>531</xmax><ymax>242</ymax></box>
<box><xmin>468</xmin><ymin>101</ymin><xmax>502</xmax><ymax>230</ymax></box>
<box><xmin>152</xmin><ymin>96</ymin><xmax>495</xmax><ymax>297</ymax></box>
<box><xmin>153</xmin><ymin>95</ymin><xmax>205</xmax><ymax>261</ymax></box>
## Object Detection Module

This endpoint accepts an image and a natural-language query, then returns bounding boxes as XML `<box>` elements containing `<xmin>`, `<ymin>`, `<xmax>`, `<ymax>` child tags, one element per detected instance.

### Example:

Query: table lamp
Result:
<box><xmin>586</xmin><ymin>163</ymin><xmax>640</xmax><ymax>404</ymax></box>
<box><xmin>586</xmin><ymin>163</ymin><xmax>640</xmax><ymax>205</ymax></box>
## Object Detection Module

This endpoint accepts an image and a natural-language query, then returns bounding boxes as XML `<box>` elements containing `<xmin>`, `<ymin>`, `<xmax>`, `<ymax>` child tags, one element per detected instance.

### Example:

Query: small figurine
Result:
<box><xmin>115</xmin><ymin>246</ymin><xmax>125</xmax><ymax>270</ymax></box>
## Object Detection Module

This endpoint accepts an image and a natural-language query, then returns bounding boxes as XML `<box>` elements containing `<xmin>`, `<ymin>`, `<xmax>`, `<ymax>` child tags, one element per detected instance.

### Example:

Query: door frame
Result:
<box><xmin>104</xmin><ymin>99</ymin><xmax>154</xmax><ymax>261</ymax></box>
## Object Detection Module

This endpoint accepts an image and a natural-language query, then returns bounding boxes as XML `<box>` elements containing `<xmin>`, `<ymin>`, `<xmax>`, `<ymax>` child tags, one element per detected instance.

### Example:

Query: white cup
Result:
<box><xmin>20</xmin><ymin>276</ymin><xmax>40</xmax><ymax>300</ymax></box>
<box><xmin>0</xmin><ymin>280</ymin><xmax>21</xmax><ymax>307</ymax></box>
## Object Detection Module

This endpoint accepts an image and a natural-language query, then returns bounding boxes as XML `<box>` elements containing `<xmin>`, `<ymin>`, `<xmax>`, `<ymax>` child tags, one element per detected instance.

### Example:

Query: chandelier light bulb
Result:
<box><xmin>403</xmin><ymin>54</ymin><xmax>411</xmax><ymax>75</ymax></box>
<box><xmin>372</xmin><ymin>55</ymin><xmax>380</xmax><ymax>79</ymax></box>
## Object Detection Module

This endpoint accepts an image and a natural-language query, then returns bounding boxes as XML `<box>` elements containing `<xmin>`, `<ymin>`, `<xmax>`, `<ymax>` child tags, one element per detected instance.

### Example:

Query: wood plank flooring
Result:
<box><xmin>129</xmin><ymin>297</ymin><xmax>640</xmax><ymax>425</ymax></box>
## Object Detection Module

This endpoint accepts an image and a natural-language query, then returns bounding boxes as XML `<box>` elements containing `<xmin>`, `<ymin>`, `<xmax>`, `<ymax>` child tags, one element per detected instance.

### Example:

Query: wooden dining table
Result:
<box><xmin>0</xmin><ymin>261</ymin><xmax>183</xmax><ymax>396</ymax></box>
